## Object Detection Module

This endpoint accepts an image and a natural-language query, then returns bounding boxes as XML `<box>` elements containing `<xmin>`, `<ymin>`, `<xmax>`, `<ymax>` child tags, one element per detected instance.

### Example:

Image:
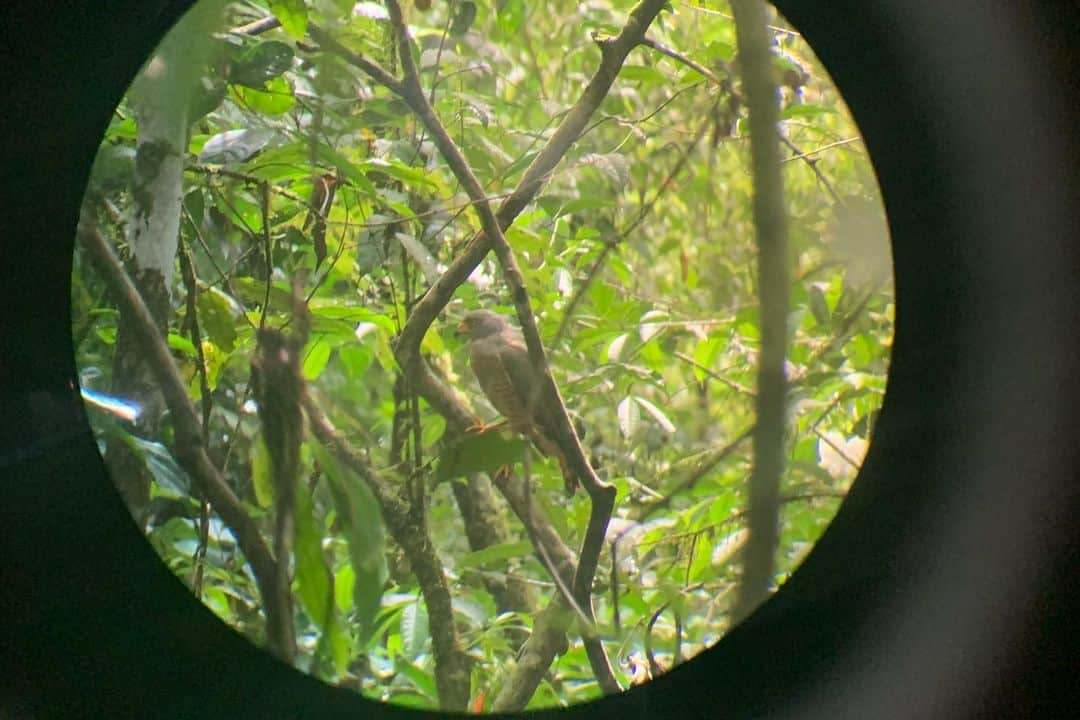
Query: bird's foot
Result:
<box><xmin>466</xmin><ymin>419</ymin><xmax>508</xmax><ymax>434</ymax></box>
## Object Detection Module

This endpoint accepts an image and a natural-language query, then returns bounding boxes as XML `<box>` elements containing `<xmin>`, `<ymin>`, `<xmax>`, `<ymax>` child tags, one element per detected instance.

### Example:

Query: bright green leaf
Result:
<box><xmin>230</xmin><ymin>76</ymin><xmax>295</xmax><ymax>115</ymax></box>
<box><xmin>302</xmin><ymin>341</ymin><xmax>332</xmax><ymax>380</ymax></box>
<box><xmin>293</xmin><ymin>481</ymin><xmax>333</xmax><ymax>629</ymax></box>
<box><xmin>251</xmin><ymin>437</ymin><xmax>274</xmax><ymax>508</ymax></box>
<box><xmin>270</xmin><ymin>0</ymin><xmax>308</xmax><ymax>39</ymax></box>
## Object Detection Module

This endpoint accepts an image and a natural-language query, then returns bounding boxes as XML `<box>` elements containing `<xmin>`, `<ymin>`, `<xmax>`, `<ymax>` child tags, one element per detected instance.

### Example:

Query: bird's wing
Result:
<box><xmin>478</xmin><ymin>333</ymin><xmax>580</xmax><ymax>494</ymax></box>
<box><xmin>491</xmin><ymin>335</ymin><xmax>568</xmax><ymax>445</ymax></box>
<box><xmin>471</xmin><ymin>335</ymin><xmax>533</xmax><ymax>432</ymax></box>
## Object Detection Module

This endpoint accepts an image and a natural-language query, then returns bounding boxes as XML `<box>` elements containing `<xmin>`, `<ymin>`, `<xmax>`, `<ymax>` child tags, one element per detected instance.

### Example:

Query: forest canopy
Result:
<box><xmin>73</xmin><ymin>0</ymin><xmax>892</xmax><ymax>712</ymax></box>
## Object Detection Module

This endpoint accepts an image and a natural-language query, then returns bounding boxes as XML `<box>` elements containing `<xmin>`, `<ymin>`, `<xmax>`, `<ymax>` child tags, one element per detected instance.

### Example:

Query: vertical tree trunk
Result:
<box><xmin>105</xmin><ymin>1</ymin><xmax>225</xmax><ymax>525</ymax></box>
<box><xmin>730</xmin><ymin>0</ymin><xmax>790</xmax><ymax>624</ymax></box>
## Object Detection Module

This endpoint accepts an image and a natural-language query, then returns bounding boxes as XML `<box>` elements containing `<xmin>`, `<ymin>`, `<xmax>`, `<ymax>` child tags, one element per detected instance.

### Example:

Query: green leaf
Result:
<box><xmin>270</xmin><ymin>0</ymin><xmax>308</xmax><ymax>39</ymax></box>
<box><xmin>338</xmin><ymin>345</ymin><xmax>373</xmax><ymax>378</ymax></box>
<box><xmin>302</xmin><ymin>341</ymin><xmax>332</xmax><ymax>380</ymax></box>
<box><xmin>808</xmin><ymin>283</ymin><xmax>831</xmax><ymax>327</ymax></box>
<box><xmin>457</xmin><ymin>540</ymin><xmax>533</xmax><ymax>569</ymax></box>
<box><xmin>129</xmin><ymin>435</ymin><xmax>191</xmax><ymax>496</ymax></box>
<box><xmin>241</xmin><ymin>141</ymin><xmax>316</xmax><ymax>182</ymax></box>
<box><xmin>692</xmin><ymin>335</ymin><xmax>723</xmax><ymax>382</ymax></box>
<box><xmin>395</xmin><ymin>658</ymin><xmax>438</xmax><ymax>702</ymax></box>
<box><xmin>293</xmin><ymin>481</ymin><xmax>333</xmax><ymax>629</ymax></box>
<box><xmin>496</xmin><ymin>0</ymin><xmax>525</xmax><ymax>34</ymax></box>
<box><xmin>312</xmin><ymin>144</ymin><xmax>375</xmax><ymax>195</ymax></box>
<box><xmin>335</xmin><ymin>564</ymin><xmax>356</xmax><ymax>613</ymax></box>
<box><xmin>619</xmin><ymin>64</ymin><xmax>668</xmax><ymax>86</ymax></box>
<box><xmin>167</xmin><ymin>332</ymin><xmax>197</xmax><ymax>356</ymax></box>
<box><xmin>230</xmin><ymin>76</ymin><xmax>296</xmax><ymax>116</ymax></box>
<box><xmin>251</xmin><ymin>437</ymin><xmax>274</xmax><ymax>508</ymax></box>
<box><xmin>435</xmin><ymin>432</ymin><xmax>527</xmax><ymax>483</ymax></box>
<box><xmin>232</xmin><ymin>277</ymin><xmax>294</xmax><ymax>313</ymax></box>
<box><xmin>401</xmin><ymin>601</ymin><xmax>430</xmax><ymax>660</ymax></box>
<box><xmin>196</xmin><ymin>287</ymin><xmax>239</xmax><ymax>352</ymax></box>
<box><xmin>361</xmin><ymin>157</ymin><xmax>438</xmax><ymax>190</ymax></box>
<box><xmin>309</xmin><ymin>441</ymin><xmax>388</xmax><ymax>640</ymax></box>
<box><xmin>781</xmin><ymin>103</ymin><xmax>836</xmax><ymax>121</ymax></box>
<box><xmin>230</xmin><ymin>40</ymin><xmax>294</xmax><ymax>89</ymax></box>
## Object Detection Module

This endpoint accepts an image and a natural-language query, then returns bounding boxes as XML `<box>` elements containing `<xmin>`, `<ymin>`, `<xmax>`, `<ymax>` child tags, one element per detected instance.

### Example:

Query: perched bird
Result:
<box><xmin>456</xmin><ymin>309</ymin><xmax>577</xmax><ymax>494</ymax></box>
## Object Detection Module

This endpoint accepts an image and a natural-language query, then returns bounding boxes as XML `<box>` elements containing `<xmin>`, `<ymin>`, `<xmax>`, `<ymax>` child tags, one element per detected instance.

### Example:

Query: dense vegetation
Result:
<box><xmin>73</xmin><ymin>0</ymin><xmax>892</xmax><ymax>712</ymax></box>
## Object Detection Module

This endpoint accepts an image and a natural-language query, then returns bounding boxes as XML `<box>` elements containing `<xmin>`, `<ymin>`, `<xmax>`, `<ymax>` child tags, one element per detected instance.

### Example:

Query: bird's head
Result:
<box><xmin>456</xmin><ymin>309</ymin><xmax>508</xmax><ymax>340</ymax></box>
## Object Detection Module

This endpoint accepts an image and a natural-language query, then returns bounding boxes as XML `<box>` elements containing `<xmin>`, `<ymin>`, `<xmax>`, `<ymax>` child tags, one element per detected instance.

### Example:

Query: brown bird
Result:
<box><xmin>456</xmin><ymin>309</ymin><xmax>577</xmax><ymax>494</ymax></box>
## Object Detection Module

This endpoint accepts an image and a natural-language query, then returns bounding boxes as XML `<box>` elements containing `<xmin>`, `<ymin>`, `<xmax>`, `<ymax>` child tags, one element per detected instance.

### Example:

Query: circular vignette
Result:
<box><xmin>72</xmin><ymin>0</ymin><xmax>893</xmax><ymax>707</ymax></box>
<box><xmin>0</xmin><ymin>3</ymin><xmax>1077</xmax><ymax>720</ymax></box>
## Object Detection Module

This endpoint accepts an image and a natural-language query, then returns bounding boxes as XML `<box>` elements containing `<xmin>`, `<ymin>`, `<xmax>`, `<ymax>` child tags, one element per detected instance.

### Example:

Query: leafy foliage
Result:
<box><xmin>73</xmin><ymin>0</ymin><xmax>892</xmax><ymax>711</ymax></box>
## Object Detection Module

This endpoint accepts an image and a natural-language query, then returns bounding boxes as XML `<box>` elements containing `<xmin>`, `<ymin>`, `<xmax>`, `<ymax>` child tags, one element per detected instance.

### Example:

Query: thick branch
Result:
<box><xmin>314</xmin><ymin>1</ymin><xmax>669</xmax><ymax>698</ymax></box>
<box><xmin>76</xmin><ymin>213</ymin><xmax>287</xmax><ymax>655</ymax></box>
<box><xmin>383</xmin><ymin>0</ymin><xmax>625</xmax><ymax>694</ymax></box>
<box><xmin>730</xmin><ymin>0</ymin><xmax>790</xmax><ymax>624</ymax></box>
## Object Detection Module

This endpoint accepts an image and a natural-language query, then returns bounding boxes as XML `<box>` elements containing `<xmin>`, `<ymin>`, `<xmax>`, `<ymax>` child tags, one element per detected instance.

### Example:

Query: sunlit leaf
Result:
<box><xmin>617</xmin><ymin>395</ymin><xmax>640</xmax><ymax>438</ymax></box>
<box><xmin>251</xmin><ymin>437</ymin><xmax>273</xmax><ymax>508</ymax></box>
<box><xmin>401</xmin><ymin>600</ymin><xmax>430</xmax><ymax>660</ymax></box>
<box><xmin>302</xmin><ymin>341</ymin><xmax>332</xmax><ymax>380</ymax></box>
<box><xmin>634</xmin><ymin>396</ymin><xmax>676</xmax><ymax>434</ymax></box>
<box><xmin>230</xmin><ymin>76</ymin><xmax>295</xmax><ymax>115</ymax></box>
<box><xmin>270</xmin><ymin>0</ymin><xmax>308</xmax><ymax>38</ymax></box>
<box><xmin>198</xmin><ymin>128</ymin><xmax>275</xmax><ymax>164</ymax></box>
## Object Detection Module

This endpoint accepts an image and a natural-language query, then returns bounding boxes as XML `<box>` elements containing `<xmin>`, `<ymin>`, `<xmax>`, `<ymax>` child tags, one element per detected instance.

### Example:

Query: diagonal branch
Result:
<box><xmin>314</xmin><ymin>1</ymin><xmax>672</xmax><ymax>700</ymax></box>
<box><xmin>382</xmin><ymin>0</ymin><xmax>638</xmax><ymax>696</ymax></box>
<box><xmin>379</xmin><ymin>0</ymin><xmax>674</xmax><ymax>368</ymax></box>
<box><xmin>76</xmin><ymin>208</ymin><xmax>288</xmax><ymax>657</ymax></box>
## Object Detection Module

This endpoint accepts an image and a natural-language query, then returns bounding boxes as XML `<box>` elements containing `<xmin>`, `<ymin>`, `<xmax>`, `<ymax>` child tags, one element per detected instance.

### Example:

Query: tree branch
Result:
<box><xmin>303</xmin><ymin>397</ymin><xmax>472</xmax><ymax>710</ymax></box>
<box><xmin>313</xmin><ymin>1</ymin><xmax>672</xmax><ymax>700</ymax></box>
<box><xmin>383</xmin><ymin>0</ymin><xmax>635</xmax><ymax>695</ymax></box>
<box><xmin>76</xmin><ymin>210</ymin><xmax>288</xmax><ymax>659</ymax></box>
<box><xmin>384</xmin><ymin>0</ymin><xmax>673</xmax><ymax>369</ymax></box>
<box><xmin>729</xmin><ymin>0</ymin><xmax>790</xmax><ymax>625</ymax></box>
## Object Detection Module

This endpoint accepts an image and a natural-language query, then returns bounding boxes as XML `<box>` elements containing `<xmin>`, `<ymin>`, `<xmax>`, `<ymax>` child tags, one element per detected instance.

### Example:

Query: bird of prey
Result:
<box><xmin>456</xmin><ymin>309</ymin><xmax>577</xmax><ymax>494</ymax></box>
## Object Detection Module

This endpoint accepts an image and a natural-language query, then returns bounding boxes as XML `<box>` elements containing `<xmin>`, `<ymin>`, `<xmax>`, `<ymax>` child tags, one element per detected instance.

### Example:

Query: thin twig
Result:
<box><xmin>672</xmin><ymin>351</ymin><xmax>756</xmax><ymax>397</ymax></box>
<box><xmin>777</xmin><ymin>134</ymin><xmax>843</xmax><ymax>205</ymax></box>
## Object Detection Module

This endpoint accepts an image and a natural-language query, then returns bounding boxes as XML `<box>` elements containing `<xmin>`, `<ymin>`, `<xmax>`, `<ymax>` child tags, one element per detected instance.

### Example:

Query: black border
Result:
<box><xmin>2</xmin><ymin>1</ymin><xmax>1077</xmax><ymax>718</ymax></box>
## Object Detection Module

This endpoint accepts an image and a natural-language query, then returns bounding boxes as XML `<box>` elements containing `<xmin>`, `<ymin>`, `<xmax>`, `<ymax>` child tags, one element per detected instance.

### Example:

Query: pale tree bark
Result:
<box><xmin>105</xmin><ymin>1</ymin><xmax>226</xmax><ymax>525</ymax></box>
<box><xmin>730</xmin><ymin>0</ymin><xmax>790</xmax><ymax>624</ymax></box>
